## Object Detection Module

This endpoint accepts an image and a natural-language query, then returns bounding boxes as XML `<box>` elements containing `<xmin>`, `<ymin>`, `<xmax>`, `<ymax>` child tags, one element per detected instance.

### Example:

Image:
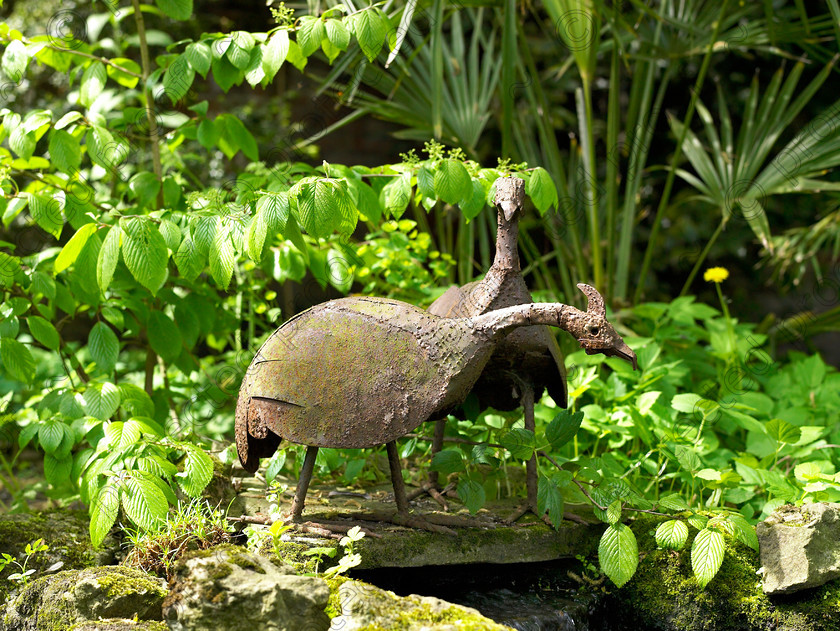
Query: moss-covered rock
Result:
<box><xmin>331</xmin><ymin>579</ymin><xmax>513</xmax><ymax>631</ymax></box>
<box><xmin>162</xmin><ymin>543</ymin><xmax>330</xmax><ymax>631</ymax></box>
<box><xmin>67</xmin><ymin>620</ymin><xmax>169</xmax><ymax>631</ymax></box>
<box><xmin>2</xmin><ymin>565</ymin><xmax>167</xmax><ymax>631</ymax></box>
<box><xmin>606</xmin><ymin>514</ymin><xmax>840</xmax><ymax>631</ymax></box>
<box><xmin>0</xmin><ymin>510</ymin><xmax>119</xmax><ymax>606</ymax></box>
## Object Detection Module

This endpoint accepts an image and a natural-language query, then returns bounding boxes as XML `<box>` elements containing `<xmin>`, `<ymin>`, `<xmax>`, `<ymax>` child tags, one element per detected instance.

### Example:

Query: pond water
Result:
<box><xmin>351</xmin><ymin>559</ymin><xmax>628</xmax><ymax>631</ymax></box>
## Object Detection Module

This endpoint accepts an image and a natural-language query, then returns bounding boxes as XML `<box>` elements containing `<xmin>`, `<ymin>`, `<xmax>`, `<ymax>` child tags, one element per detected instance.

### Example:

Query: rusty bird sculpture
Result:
<box><xmin>235</xmin><ymin>287</ymin><xmax>636</xmax><ymax>533</ymax></box>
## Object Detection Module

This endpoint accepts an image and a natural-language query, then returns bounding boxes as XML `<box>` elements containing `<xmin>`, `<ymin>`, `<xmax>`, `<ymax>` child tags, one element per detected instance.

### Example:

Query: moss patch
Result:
<box><xmin>606</xmin><ymin>514</ymin><xmax>840</xmax><ymax>631</ymax></box>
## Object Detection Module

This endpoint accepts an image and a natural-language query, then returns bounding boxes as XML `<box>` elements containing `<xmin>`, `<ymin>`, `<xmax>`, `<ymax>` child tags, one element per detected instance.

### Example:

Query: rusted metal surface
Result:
<box><xmin>235</xmin><ymin>290</ymin><xmax>635</xmax><ymax>474</ymax></box>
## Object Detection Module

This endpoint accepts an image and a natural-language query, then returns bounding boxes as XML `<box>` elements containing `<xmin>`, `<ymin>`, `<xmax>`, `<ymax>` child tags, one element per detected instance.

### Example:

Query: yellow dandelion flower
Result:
<box><xmin>703</xmin><ymin>267</ymin><xmax>729</xmax><ymax>283</ymax></box>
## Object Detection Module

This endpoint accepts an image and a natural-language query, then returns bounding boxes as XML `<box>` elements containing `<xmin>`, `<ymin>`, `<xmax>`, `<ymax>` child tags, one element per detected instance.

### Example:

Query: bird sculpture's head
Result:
<box><xmin>568</xmin><ymin>284</ymin><xmax>638</xmax><ymax>370</ymax></box>
<box><xmin>494</xmin><ymin>177</ymin><xmax>525</xmax><ymax>223</ymax></box>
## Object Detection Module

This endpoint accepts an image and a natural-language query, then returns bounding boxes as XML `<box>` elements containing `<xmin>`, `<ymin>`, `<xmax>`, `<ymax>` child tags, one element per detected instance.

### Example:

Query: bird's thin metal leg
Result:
<box><xmin>429</xmin><ymin>418</ymin><xmax>446</xmax><ymax>488</ymax></box>
<box><xmin>290</xmin><ymin>445</ymin><xmax>319</xmax><ymax>520</ymax></box>
<box><xmin>523</xmin><ymin>383</ymin><xmax>538</xmax><ymax>513</ymax></box>
<box><xmin>386</xmin><ymin>441</ymin><xmax>410</xmax><ymax>514</ymax></box>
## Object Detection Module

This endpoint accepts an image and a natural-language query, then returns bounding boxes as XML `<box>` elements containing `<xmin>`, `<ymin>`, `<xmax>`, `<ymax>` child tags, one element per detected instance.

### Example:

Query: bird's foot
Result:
<box><xmin>505</xmin><ymin>502</ymin><xmax>552</xmax><ymax>527</ymax></box>
<box><xmin>405</xmin><ymin>481</ymin><xmax>455</xmax><ymax>511</ymax></box>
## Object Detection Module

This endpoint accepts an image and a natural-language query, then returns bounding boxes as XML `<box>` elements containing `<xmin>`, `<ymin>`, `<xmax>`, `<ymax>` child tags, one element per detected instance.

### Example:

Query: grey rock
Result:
<box><xmin>3</xmin><ymin>566</ymin><xmax>167</xmax><ymax>631</ymax></box>
<box><xmin>330</xmin><ymin>579</ymin><xmax>512</xmax><ymax>631</ymax></box>
<box><xmin>162</xmin><ymin>544</ymin><xmax>330</xmax><ymax>631</ymax></box>
<box><xmin>68</xmin><ymin>620</ymin><xmax>169</xmax><ymax>631</ymax></box>
<box><xmin>757</xmin><ymin>502</ymin><xmax>840</xmax><ymax>594</ymax></box>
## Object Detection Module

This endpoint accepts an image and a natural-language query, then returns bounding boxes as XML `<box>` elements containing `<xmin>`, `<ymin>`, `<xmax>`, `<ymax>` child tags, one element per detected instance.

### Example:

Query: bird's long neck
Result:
<box><xmin>472</xmin><ymin>302</ymin><xmax>583</xmax><ymax>339</ymax></box>
<box><xmin>493</xmin><ymin>208</ymin><xmax>520</xmax><ymax>272</ymax></box>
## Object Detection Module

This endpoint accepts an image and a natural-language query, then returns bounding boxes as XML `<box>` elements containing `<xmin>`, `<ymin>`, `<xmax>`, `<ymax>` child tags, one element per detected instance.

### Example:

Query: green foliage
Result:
<box><xmin>0</xmin><ymin>538</ymin><xmax>49</xmax><ymax>586</ymax></box>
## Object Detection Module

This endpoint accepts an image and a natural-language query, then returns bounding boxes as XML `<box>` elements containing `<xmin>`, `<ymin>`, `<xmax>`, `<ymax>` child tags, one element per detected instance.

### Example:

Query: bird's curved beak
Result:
<box><xmin>606</xmin><ymin>341</ymin><xmax>638</xmax><ymax>371</ymax></box>
<box><xmin>500</xmin><ymin>201</ymin><xmax>519</xmax><ymax>222</ymax></box>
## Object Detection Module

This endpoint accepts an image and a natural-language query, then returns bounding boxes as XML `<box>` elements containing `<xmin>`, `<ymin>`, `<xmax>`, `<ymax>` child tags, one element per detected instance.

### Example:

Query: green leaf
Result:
<box><xmin>128</xmin><ymin>173</ymin><xmax>161</xmax><ymax>209</ymax></box>
<box><xmin>90</xmin><ymin>483</ymin><xmax>120</xmax><ymax>547</ymax></box>
<box><xmin>0</xmin><ymin>252</ymin><xmax>21</xmax><ymax>288</ymax></box>
<box><xmin>55</xmin><ymin>223</ymin><xmax>97</xmax><ymax>273</ymax></box>
<box><xmin>765</xmin><ymin>418</ymin><xmax>801</xmax><ymax>444</ymax></box>
<box><xmin>97</xmin><ymin>225</ymin><xmax>122</xmax><ymax>292</ymax></box>
<box><xmin>177</xmin><ymin>445</ymin><xmax>214</xmax><ymax>497</ymax></box>
<box><xmin>351</xmin><ymin>9</ymin><xmax>388</xmax><ymax>62</ymax></box>
<box><xmin>247</xmin><ymin>192</ymin><xmax>290</xmax><ymax>260</ymax></box>
<box><xmin>211</xmin><ymin>55</ymin><xmax>242</xmax><ymax>92</ymax></box>
<box><xmin>9</xmin><ymin>125</ymin><xmax>35</xmax><ymax>160</ymax></box>
<box><xmin>30</xmin><ymin>193</ymin><xmax>64</xmax><ymax>239</ymax></box>
<box><xmin>500</xmin><ymin>428</ymin><xmax>535</xmax><ymax>460</ymax></box>
<box><xmin>89</xmin><ymin>322</ymin><xmax>119</xmax><ymax>374</ymax></box>
<box><xmin>122</xmin><ymin>474</ymin><xmax>168</xmax><ymax>531</ymax></box>
<box><xmin>162</xmin><ymin>54</ymin><xmax>195</xmax><ymax>104</ymax></box>
<box><xmin>44</xmin><ymin>454</ymin><xmax>73</xmax><ymax>486</ymax></box>
<box><xmin>209</xmin><ymin>220</ymin><xmax>235</xmax><ymax>289</ymax></box>
<box><xmin>261</xmin><ymin>31</ymin><xmax>289</xmax><ymax>82</ymax></box>
<box><xmin>38</xmin><ymin>421</ymin><xmax>66</xmax><ymax>453</ymax></box>
<box><xmin>148</xmin><ymin>311</ymin><xmax>182</xmax><ymax>363</ymax></box>
<box><xmin>197</xmin><ymin>118</ymin><xmax>219</xmax><ymax>150</ymax></box>
<box><xmin>325</xmin><ymin>18</ymin><xmax>351</xmax><ymax>52</ymax></box>
<box><xmin>429</xmin><ymin>449</ymin><xmax>465</xmax><ymax>475</ymax></box>
<box><xmin>297</xmin><ymin>17</ymin><xmax>326</xmax><ymax>57</ymax></box>
<box><xmin>49</xmin><ymin>129</ymin><xmax>82</xmax><ymax>174</ymax></box>
<box><xmin>292</xmin><ymin>177</ymin><xmax>355</xmax><ymax>239</ymax></box>
<box><xmin>726</xmin><ymin>513</ymin><xmax>759</xmax><ymax>551</ymax></box>
<box><xmin>526</xmin><ymin>167</ymin><xmax>559</xmax><ymax>215</ymax></box>
<box><xmin>83</xmin><ymin>382</ymin><xmax>121</xmax><ymax>420</ymax></box>
<box><xmin>105</xmin><ymin>57</ymin><xmax>141</xmax><ymax>88</ymax></box>
<box><xmin>537</xmin><ymin>474</ymin><xmax>565</xmax><ymax>527</ymax></box>
<box><xmin>691</xmin><ymin>528</ymin><xmax>725</xmax><ymax>588</ymax></box>
<box><xmin>217</xmin><ymin>114</ymin><xmax>259</xmax><ymax>161</ymax></box>
<box><xmin>598</xmin><ymin>523</ymin><xmax>639</xmax><ymax>588</ymax></box>
<box><xmin>658</xmin><ymin>493</ymin><xmax>690</xmax><ymax>511</ymax></box>
<box><xmin>456</xmin><ymin>477</ymin><xmax>486</xmax><ymax>515</ymax></box>
<box><xmin>606</xmin><ymin>499</ymin><xmax>623</xmax><ymax>525</ymax></box>
<box><xmin>655</xmin><ymin>520</ymin><xmax>689</xmax><ymax>550</ymax></box>
<box><xmin>158</xmin><ymin>219</ymin><xmax>181</xmax><ymax>252</ymax></box>
<box><xmin>121</xmin><ymin>218</ymin><xmax>169</xmax><ymax>295</ymax></box>
<box><xmin>434</xmin><ymin>159</ymin><xmax>472</xmax><ymax>205</ymax></box>
<box><xmin>119</xmin><ymin>385</ymin><xmax>156</xmax><ymax>419</ymax></box>
<box><xmin>54</xmin><ymin>111</ymin><xmax>83</xmax><ymax>130</ymax></box>
<box><xmin>0</xmin><ymin>337</ymin><xmax>35</xmax><ymax>383</ymax></box>
<box><xmin>174</xmin><ymin>236</ymin><xmax>203</xmax><ymax>282</ymax></box>
<box><xmin>80</xmin><ymin>62</ymin><xmax>107</xmax><ymax>108</ymax></box>
<box><xmin>2</xmin><ymin>39</ymin><xmax>29</xmax><ymax>81</ymax></box>
<box><xmin>185</xmin><ymin>41</ymin><xmax>212</xmax><ymax>77</ymax></box>
<box><xmin>545</xmin><ymin>409</ymin><xmax>584</xmax><ymax>449</ymax></box>
<box><xmin>458</xmin><ymin>179</ymin><xmax>487</xmax><ymax>220</ymax></box>
<box><xmin>155</xmin><ymin>0</ymin><xmax>193</xmax><ymax>20</ymax></box>
<box><xmin>380</xmin><ymin>172</ymin><xmax>412</xmax><ymax>218</ymax></box>
<box><xmin>27</xmin><ymin>316</ymin><xmax>60</xmax><ymax>351</ymax></box>
<box><xmin>227</xmin><ymin>31</ymin><xmax>255</xmax><ymax>70</ymax></box>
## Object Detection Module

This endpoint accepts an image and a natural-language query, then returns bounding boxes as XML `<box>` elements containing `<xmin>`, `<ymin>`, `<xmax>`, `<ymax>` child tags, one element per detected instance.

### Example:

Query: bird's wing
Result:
<box><xmin>428</xmin><ymin>283</ymin><xmax>474</xmax><ymax>317</ymax></box>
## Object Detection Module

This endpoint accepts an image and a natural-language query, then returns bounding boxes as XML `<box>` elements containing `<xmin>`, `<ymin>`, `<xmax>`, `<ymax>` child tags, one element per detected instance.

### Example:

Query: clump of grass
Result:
<box><xmin>122</xmin><ymin>499</ymin><xmax>232</xmax><ymax>579</ymax></box>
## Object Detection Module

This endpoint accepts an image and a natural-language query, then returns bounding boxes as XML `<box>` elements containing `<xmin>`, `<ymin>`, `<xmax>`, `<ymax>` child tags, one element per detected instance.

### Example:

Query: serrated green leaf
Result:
<box><xmin>83</xmin><ymin>382</ymin><xmax>121</xmax><ymax>420</ymax></box>
<box><xmin>9</xmin><ymin>125</ymin><xmax>35</xmax><ymax>160</ymax></box>
<box><xmin>162</xmin><ymin>54</ymin><xmax>195</xmax><ymax>104</ymax></box>
<box><xmin>55</xmin><ymin>223</ymin><xmax>97</xmax><ymax>273</ymax></box>
<box><xmin>537</xmin><ymin>474</ymin><xmax>565</xmax><ymax>527</ymax></box>
<box><xmin>325</xmin><ymin>19</ymin><xmax>350</xmax><ymax>60</ymax></box>
<box><xmin>248</xmin><ymin>192</ymin><xmax>290</xmax><ymax>260</ymax></box>
<box><xmin>148</xmin><ymin>311</ymin><xmax>182</xmax><ymax>363</ymax></box>
<box><xmin>458</xmin><ymin>179</ymin><xmax>487</xmax><ymax>220</ymax></box>
<box><xmin>174</xmin><ymin>235</ymin><xmax>203</xmax><ymax>281</ymax></box>
<box><xmin>655</xmin><ymin>519</ymin><xmax>689</xmax><ymax>550</ymax></box>
<box><xmin>0</xmin><ymin>252</ymin><xmax>21</xmax><ymax>288</ymax></box>
<box><xmin>606</xmin><ymin>499</ymin><xmax>623</xmax><ymax>525</ymax></box>
<box><xmin>211</xmin><ymin>55</ymin><xmax>242</xmax><ymax>92</ymax></box>
<box><xmin>297</xmin><ymin>17</ymin><xmax>326</xmax><ymax>57</ymax></box>
<box><xmin>351</xmin><ymin>9</ymin><xmax>388</xmax><ymax>62</ymax></box>
<box><xmin>177</xmin><ymin>445</ymin><xmax>214</xmax><ymax>497</ymax></box>
<box><xmin>457</xmin><ymin>477</ymin><xmax>486</xmax><ymax>515</ymax></box>
<box><xmin>429</xmin><ymin>449</ymin><xmax>465</xmax><ymax>475</ymax></box>
<box><xmin>119</xmin><ymin>385</ymin><xmax>156</xmax><ymax>419</ymax></box>
<box><xmin>49</xmin><ymin>129</ymin><xmax>82</xmax><ymax>174</ymax></box>
<box><xmin>526</xmin><ymin>167</ymin><xmax>559</xmax><ymax>214</ymax></box>
<box><xmin>261</xmin><ymin>30</ymin><xmax>289</xmax><ymax>82</ymax></box>
<box><xmin>90</xmin><ymin>483</ymin><xmax>120</xmax><ymax>547</ymax></box>
<box><xmin>726</xmin><ymin>513</ymin><xmax>759</xmax><ymax>551</ymax></box>
<box><xmin>30</xmin><ymin>192</ymin><xmax>64</xmax><ymax>239</ymax></box>
<box><xmin>292</xmin><ymin>177</ymin><xmax>355</xmax><ymax>239</ymax></box>
<box><xmin>89</xmin><ymin>321</ymin><xmax>119</xmax><ymax>374</ymax></box>
<box><xmin>598</xmin><ymin>523</ymin><xmax>639</xmax><ymax>588</ymax></box>
<box><xmin>500</xmin><ymin>428</ymin><xmax>536</xmax><ymax>460</ymax></box>
<box><xmin>688</xmin><ymin>514</ymin><xmax>709</xmax><ymax>530</ymax></box>
<box><xmin>545</xmin><ymin>408</ymin><xmax>584</xmax><ymax>449</ymax></box>
<box><xmin>27</xmin><ymin>316</ymin><xmax>60</xmax><ymax>351</ymax></box>
<box><xmin>765</xmin><ymin>418</ymin><xmax>801</xmax><ymax>444</ymax></box>
<box><xmin>226</xmin><ymin>31</ymin><xmax>255</xmax><ymax>70</ymax></box>
<box><xmin>155</xmin><ymin>0</ymin><xmax>192</xmax><ymax>20</ymax></box>
<box><xmin>691</xmin><ymin>528</ymin><xmax>725</xmax><ymax>588</ymax></box>
<box><xmin>380</xmin><ymin>172</ymin><xmax>411</xmax><ymax>218</ymax></box>
<box><xmin>80</xmin><ymin>62</ymin><xmax>107</xmax><ymax>108</ymax></box>
<box><xmin>185</xmin><ymin>41</ymin><xmax>212</xmax><ymax>77</ymax></box>
<box><xmin>44</xmin><ymin>453</ymin><xmax>73</xmax><ymax>486</ymax></box>
<box><xmin>121</xmin><ymin>218</ymin><xmax>169</xmax><ymax>295</ymax></box>
<box><xmin>2</xmin><ymin>39</ymin><xmax>29</xmax><ymax>81</ymax></box>
<box><xmin>54</xmin><ymin>111</ymin><xmax>83</xmax><ymax>130</ymax></box>
<box><xmin>118</xmin><ymin>418</ymin><xmax>142</xmax><ymax>451</ymax></box>
<box><xmin>158</xmin><ymin>219</ymin><xmax>181</xmax><ymax>252</ymax></box>
<box><xmin>209</xmin><ymin>220</ymin><xmax>235</xmax><ymax>289</ymax></box>
<box><xmin>216</xmin><ymin>114</ymin><xmax>258</xmax><ymax>161</ymax></box>
<box><xmin>435</xmin><ymin>159</ymin><xmax>472</xmax><ymax>205</ymax></box>
<box><xmin>0</xmin><ymin>337</ymin><xmax>35</xmax><ymax>383</ymax></box>
<box><xmin>658</xmin><ymin>493</ymin><xmax>690</xmax><ymax>511</ymax></box>
<box><xmin>97</xmin><ymin>225</ymin><xmax>122</xmax><ymax>292</ymax></box>
<box><xmin>105</xmin><ymin>57</ymin><xmax>141</xmax><ymax>88</ymax></box>
<box><xmin>122</xmin><ymin>474</ymin><xmax>168</xmax><ymax>531</ymax></box>
<box><xmin>129</xmin><ymin>173</ymin><xmax>161</xmax><ymax>210</ymax></box>
<box><xmin>39</xmin><ymin>421</ymin><xmax>66</xmax><ymax>454</ymax></box>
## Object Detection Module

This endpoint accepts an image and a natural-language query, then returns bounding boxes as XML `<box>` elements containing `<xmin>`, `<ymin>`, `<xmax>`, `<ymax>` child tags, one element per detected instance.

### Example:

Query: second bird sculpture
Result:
<box><xmin>235</xmin><ymin>288</ymin><xmax>636</xmax><ymax>534</ymax></box>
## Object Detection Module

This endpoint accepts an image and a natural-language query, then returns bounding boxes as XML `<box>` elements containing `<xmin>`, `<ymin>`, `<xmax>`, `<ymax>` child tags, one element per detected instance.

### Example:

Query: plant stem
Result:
<box><xmin>633</xmin><ymin>0</ymin><xmax>730</xmax><ymax>304</ymax></box>
<box><xmin>679</xmin><ymin>218</ymin><xmax>724</xmax><ymax>296</ymax></box>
